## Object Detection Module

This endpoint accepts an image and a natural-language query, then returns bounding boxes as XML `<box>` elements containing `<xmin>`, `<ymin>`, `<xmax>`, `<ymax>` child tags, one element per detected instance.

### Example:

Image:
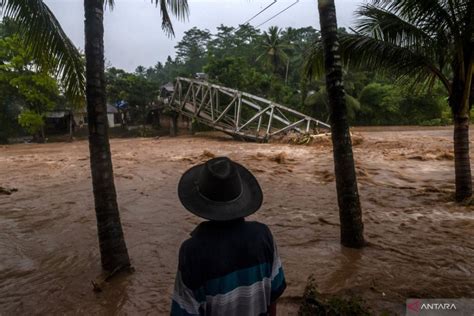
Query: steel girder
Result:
<box><xmin>168</xmin><ymin>77</ymin><xmax>330</xmax><ymax>142</ymax></box>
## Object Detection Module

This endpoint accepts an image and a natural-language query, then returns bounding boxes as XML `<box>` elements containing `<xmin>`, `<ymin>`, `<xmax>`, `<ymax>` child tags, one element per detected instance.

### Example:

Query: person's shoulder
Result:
<box><xmin>244</xmin><ymin>221</ymin><xmax>274</xmax><ymax>239</ymax></box>
<box><xmin>245</xmin><ymin>220</ymin><xmax>271</xmax><ymax>231</ymax></box>
<box><xmin>179</xmin><ymin>233</ymin><xmax>200</xmax><ymax>256</ymax></box>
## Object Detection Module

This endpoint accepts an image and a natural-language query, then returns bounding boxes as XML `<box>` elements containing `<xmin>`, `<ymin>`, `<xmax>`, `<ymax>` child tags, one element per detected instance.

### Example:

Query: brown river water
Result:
<box><xmin>0</xmin><ymin>127</ymin><xmax>473</xmax><ymax>315</ymax></box>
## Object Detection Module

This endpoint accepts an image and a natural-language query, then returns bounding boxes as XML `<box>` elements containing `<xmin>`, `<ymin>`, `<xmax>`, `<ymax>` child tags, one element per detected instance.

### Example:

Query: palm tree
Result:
<box><xmin>308</xmin><ymin>0</ymin><xmax>473</xmax><ymax>202</ymax></box>
<box><xmin>83</xmin><ymin>0</ymin><xmax>133</xmax><ymax>271</ymax></box>
<box><xmin>84</xmin><ymin>0</ymin><xmax>188</xmax><ymax>271</ymax></box>
<box><xmin>2</xmin><ymin>0</ymin><xmax>189</xmax><ymax>271</ymax></box>
<box><xmin>317</xmin><ymin>0</ymin><xmax>365</xmax><ymax>248</ymax></box>
<box><xmin>257</xmin><ymin>26</ymin><xmax>291</xmax><ymax>76</ymax></box>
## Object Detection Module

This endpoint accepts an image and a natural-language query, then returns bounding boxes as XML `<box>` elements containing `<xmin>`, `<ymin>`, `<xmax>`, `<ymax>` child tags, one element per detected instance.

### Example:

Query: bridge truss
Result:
<box><xmin>169</xmin><ymin>77</ymin><xmax>330</xmax><ymax>142</ymax></box>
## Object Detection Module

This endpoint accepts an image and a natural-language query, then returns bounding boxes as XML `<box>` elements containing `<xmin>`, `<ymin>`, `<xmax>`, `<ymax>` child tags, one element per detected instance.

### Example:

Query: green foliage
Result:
<box><xmin>257</xmin><ymin>26</ymin><xmax>290</xmax><ymax>76</ymax></box>
<box><xmin>0</xmin><ymin>1</ymin><xmax>84</xmax><ymax>104</ymax></box>
<box><xmin>357</xmin><ymin>83</ymin><xmax>400</xmax><ymax>125</ymax></box>
<box><xmin>10</xmin><ymin>72</ymin><xmax>59</xmax><ymax>107</ymax></box>
<box><xmin>304</xmin><ymin>87</ymin><xmax>361</xmax><ymax>123</ymax></box>
<box><xmin>0</xmin><ymin>20</ymin><xmax>60</xmax><ymax>141</ymax></box>
<box><xmin>17</xmin><ymin>109</ymin><xmax>44</xmax><ymax>135</ymax></box>
<box><xmin>106</xmin><ymin>66</ymin><xmax>160</xmax><ymax>125</ymax></box>
<box><xmin>168</xmin><ymin>24</ymin><xmax>450</xmax><ymax>127</ymax></box>
<box><xmin>306</xmin><ymin>0</ymin><xmax>472</xmax><ymax>117</ymax></box>
<box><xmin>357</xmin><ymin>83</ymin><xmax>448</xmax><ymax>125</ymax></box>
<box><xmin>106</xmin><ymin>67</ymin><xmax>156</xmax><ymax>108</ymax></box>
<box><xmin>99</xmin><ymin>22</ymin><xmax>454</xmax><ymax>128</ymax></box>
<box><xmin>175</xmin><ymin>27</ymin><xmax>211</xmax><ymax>74</ymax></box>
<box><xmin>204</xmin><ymin>57</ymin><xmax>270</xmax><ymax>97</ymax></box>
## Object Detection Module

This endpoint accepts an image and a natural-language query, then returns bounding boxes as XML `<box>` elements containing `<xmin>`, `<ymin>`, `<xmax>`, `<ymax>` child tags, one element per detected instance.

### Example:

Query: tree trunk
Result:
<box><xmin>84</xmin><ymin>0</ymin><xmax>130</xmax><ymax>271</ymax></box>
<box><xmin>450</xmin><ymin>52</ymin><xmax>472</xmax><ymax>201</ymax></box>
<box><xmin>39</xmin><ymin>125</ymin><xmax>46</xmax><ymax>143</ymax></box>
<box><xmin>453</xmin><ymin>114</ymin><xmax>472</xmax><ymax>201</ymax></box>
<box><xmin>69</xmin><ymin>111</ymin><xmax>74</xmax><ymax>141</ymax></box>
<box><xmin>318</xmin><ymin>0</ymin><xmax>365</xmax><ymax>248</ymax></box>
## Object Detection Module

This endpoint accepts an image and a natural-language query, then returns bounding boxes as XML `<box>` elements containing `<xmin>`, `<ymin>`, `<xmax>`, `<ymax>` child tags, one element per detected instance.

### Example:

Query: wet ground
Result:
<box><xmin>0</xmin><ymin>126</ymin><xmax>473</xmax><ymax>315</ymax></box>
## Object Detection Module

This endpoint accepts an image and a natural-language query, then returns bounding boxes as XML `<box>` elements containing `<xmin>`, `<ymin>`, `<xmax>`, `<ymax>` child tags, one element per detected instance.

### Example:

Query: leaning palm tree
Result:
<box><xmin>257</xmin><ymin>26</ymin><xmax>291</xmax><ymax>76</ymax></box>
<box><xmin>1</xmin><ymin>0</ymin><xmax>189</xmax><ymax>272</ymax></box>
<box><xmin>316</xmin><ymin>0</ymin><xmax>365</xmax><ymax>248</ymax></box>
<box><xmin>307</xmin><ymin>0</ymin><xmax>473</xmax><ymax>202</ymax></box>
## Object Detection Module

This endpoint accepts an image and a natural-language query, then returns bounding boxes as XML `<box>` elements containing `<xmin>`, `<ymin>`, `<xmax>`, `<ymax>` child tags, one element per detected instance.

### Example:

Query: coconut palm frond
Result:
<box><xmin>339</xmin><ymin>34</ymin><xmax>450</xmax><ymax>92</ymax></box>
<box><xmin>106</xmin><ymin>0</ymin><xmax>114</xmax><ymax>9</ymax></box>
<box><xmin>258</xmin><ymin>26</ymin><xmax>292</xmax><ymax>71</ymax></box>
<box><xmin>153</xmin><ymin>0</ymin><xmax>189</xmax><ymax>37</ymax></box>
<box><xmin>356</xmin><ymin>4</ymin><xmax>435</xmax><ymax>49</ymax></box>
<box><xmin>460</xmin><ymin>0</ymin><xmax>474</xmax><ymax>40</ymax></box>
<box><xmin>371</xmin><ymin>0</ymin><xmax>458</xmax><ymax>41</ymax></box>
<box><xmin>1</xmin><ymin>0</ymin><xmax>85</xmax><ymax>104</ymax></box>
<box><xmin>304</xmin><ymin>34</ymin><xmax>451</xmax><ymax>93</ymax></box>
<box><xmin>303</xmin><ymin>39</ymin><xmax>324</xmax><ymax>80</ymax></box>
<box><xmin>108</xmin><ymin>0</ymin><xmax>189</xmax><ymax>37</ymax></box>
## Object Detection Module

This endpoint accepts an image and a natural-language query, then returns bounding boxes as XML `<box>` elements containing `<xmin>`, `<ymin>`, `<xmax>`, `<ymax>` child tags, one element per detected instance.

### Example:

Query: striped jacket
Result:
<box><xmin>171</xmin><ymin>220</ymin><xmax>286</xmax><ymax>316</ymax></box>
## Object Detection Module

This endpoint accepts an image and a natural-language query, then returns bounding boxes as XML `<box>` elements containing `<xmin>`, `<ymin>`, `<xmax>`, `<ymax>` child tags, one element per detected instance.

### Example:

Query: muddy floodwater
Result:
<box><xmin>1</xmin><ymin>127</ymin><xmax>473</xmax><ymax>315</ymax></box>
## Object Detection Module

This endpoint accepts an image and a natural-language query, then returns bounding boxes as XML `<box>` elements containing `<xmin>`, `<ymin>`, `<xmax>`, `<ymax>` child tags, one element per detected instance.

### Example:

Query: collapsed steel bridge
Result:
<box><xmin>168</xmin><ymin>77</ymin><xmax>330</xmax><ymax>142</ymax></box>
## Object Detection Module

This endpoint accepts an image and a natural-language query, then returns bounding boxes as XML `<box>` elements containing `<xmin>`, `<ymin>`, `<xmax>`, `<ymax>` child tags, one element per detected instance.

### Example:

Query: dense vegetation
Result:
<box><xmin>0</xmin><ymin>22</ymin><xmax>460</xmax><ymax>142</ymax></box>
<box><xmin>0</xmin><ymin>19</ymin><xmax>64</xmax><ymax>142</ymax></box>
<box><xmin>105</xmin><ymin>24</ymin><xmax>452</xmax><ymax>128</ymax></box>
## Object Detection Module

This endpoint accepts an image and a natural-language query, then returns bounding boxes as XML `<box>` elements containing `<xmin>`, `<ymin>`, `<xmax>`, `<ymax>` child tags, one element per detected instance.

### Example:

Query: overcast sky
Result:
<box><xmin>44</xmin><ymin>0</ymin><xmax>363</xmax><ymax>72</ymax></box>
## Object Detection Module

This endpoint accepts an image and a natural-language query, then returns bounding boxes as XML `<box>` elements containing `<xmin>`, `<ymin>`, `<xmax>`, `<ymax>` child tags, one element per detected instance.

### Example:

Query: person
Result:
<box><xmin>171</xmin><ymin>157</ymin><xmax>286</xmax><ymax>316</ymax></box>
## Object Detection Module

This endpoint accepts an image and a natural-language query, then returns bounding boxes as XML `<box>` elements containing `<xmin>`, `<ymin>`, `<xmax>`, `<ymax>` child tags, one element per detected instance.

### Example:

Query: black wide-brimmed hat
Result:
<box><xmin>178</xmin><ymin>157</ymin><xmax>263</xmax><ymax>221</ymax></box>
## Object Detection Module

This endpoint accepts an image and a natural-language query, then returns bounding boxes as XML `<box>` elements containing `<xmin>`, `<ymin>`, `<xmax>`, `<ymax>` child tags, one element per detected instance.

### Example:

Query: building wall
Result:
<box><xmin>107</xmin><ymin>113</ymin><xmax>115</xmax><ymax>128</ymax></box>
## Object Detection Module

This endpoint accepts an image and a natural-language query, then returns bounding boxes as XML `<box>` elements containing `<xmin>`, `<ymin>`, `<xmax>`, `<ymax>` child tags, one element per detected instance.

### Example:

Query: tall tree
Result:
<box><xmin>257</xmin><ymin>26</ymin><xmax>290</xmax><ymax>76</ymax></box>
<box><xmin>174</xmin><ymin>27</ymin><xmax>211</xmax><ymax>74</ymax></box>
<box><xmin>83</xmin><ymin>0</ymin><xmax>189</xmax><ymax>271</ymax></box>
<box><xmin>308</xmin><ymin>0</ymin><xmax>474</xmax><ymax>201</ymax></box>
<box><xmin>317</xmin><ymin>0</ymin><xmax>365</xmax><ymax>248</ymax></box>
<box><xmin>84</xmin><ymin>0</ymin><xmax>130</xmax><ymax>271</ymax></box>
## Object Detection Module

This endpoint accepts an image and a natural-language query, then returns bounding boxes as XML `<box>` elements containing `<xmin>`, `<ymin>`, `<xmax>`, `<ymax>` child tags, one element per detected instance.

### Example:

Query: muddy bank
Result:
<box><xmin>0</xmin><ymin>127</ymin><xmax>473</xmax><ymax>315</ymax></box>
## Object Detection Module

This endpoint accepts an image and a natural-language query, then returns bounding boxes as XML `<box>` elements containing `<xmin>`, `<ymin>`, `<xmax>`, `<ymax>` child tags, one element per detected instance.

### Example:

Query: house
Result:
<box><xmin>45</xmin><ymin>110</ymin><xmax>73</xmax><ymax>133</ymax></box>
<box><xmin>73</xmin><ymin>105</ymin><xmax>121</xmax><ymax>128</ymax></box>
<box><xmin>160</xmin><ymin>82</ymin><xmax>175</xmax><ymax>99</ymax></box>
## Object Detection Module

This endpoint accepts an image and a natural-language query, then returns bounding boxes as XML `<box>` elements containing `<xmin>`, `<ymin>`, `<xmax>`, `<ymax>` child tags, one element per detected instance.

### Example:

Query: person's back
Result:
<box><xmin>171</xmin><ymin>157</ymin><xmax>286</xmax><ymax>316</ymax></box>
<box><xmin>172</xmin><ymin>219</ymin><xmax>285</xmax><ymax>315</ymax></box>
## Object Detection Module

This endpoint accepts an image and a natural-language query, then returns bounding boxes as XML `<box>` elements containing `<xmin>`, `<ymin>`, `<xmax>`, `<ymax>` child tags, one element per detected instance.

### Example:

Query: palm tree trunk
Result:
<box><xmin>450</xmin><ymin>53</ymin><xmax>473</xmax><ymax>202</ymax></box>
<box><xmin>69</xmin><ymin>111</ymin><xmax>74</xmax><ymax>141</ymax></box>
<box><xmin>453</xmin><ymin>114</ymin><xmax>472</xmax><ymax>201</ymax></box>
<box><xmin>318</xmin><ymin>0</ymin><xmax>365</xmax><ymax>248</ymax></box>
<box><xmin>84</xmin><ymin>0</ymin><xmax>130</xmax><ymax>271</ymax></box>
